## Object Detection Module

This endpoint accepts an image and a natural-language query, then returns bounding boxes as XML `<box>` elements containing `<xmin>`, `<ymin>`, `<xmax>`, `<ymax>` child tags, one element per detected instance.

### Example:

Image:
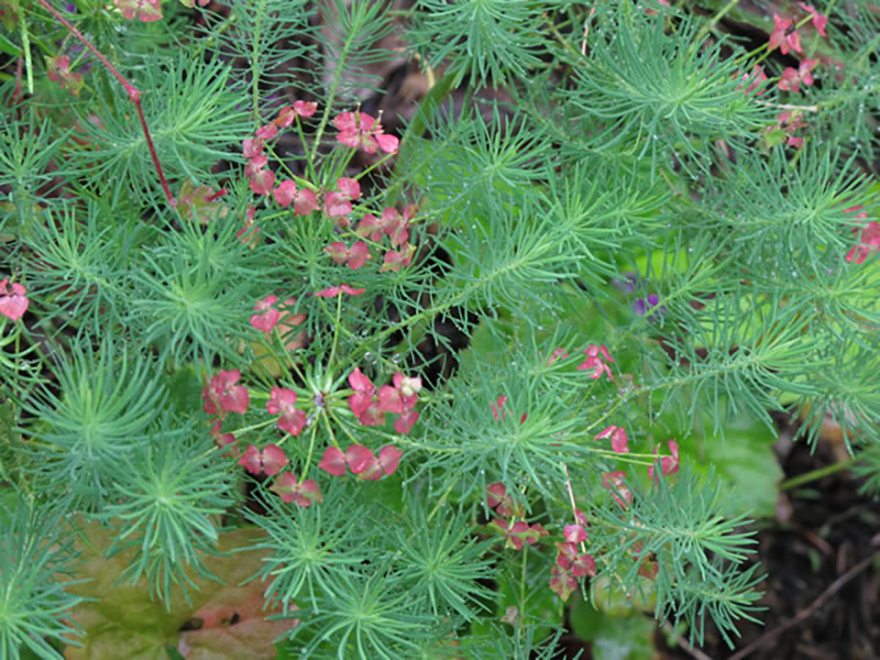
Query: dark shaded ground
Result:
<box><xmin>656</xmin><ymin>422</ymin><xmax>880</xmax><ymax>660</ymax></box>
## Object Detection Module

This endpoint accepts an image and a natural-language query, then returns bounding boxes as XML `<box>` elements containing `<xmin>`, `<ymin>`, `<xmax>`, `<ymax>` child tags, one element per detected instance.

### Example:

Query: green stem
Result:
<box><xmin>780</xmin><ymin>459</ymin><xmax>853</xmax><ymax>491</ymax></box>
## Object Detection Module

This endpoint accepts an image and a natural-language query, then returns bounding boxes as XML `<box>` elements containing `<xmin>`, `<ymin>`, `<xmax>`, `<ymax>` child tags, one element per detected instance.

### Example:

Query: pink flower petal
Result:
<box><xmin>318</xmin><ymin>446</ymin><xmax>347</xmax><ymax>476</ymax></box>
<box><xmin>294</xmin><ymin>100</ymin><xmax>317</xmax><ymax>118</ymax></box>
<box><xmin>0</xmin><ymin>280</ymin><xmax>29</xmax><ymax>321</ymax></box>
<box><xmin>261</xmin><ymin>444</ymin><xmax>289</xmax><ymax>476</ymax></box>
<box><xmin>378</xmin><ymin>445</ymin><xmax>403</xmax><ymax>476</ymax></box>
<box><xmin>344</xmin><ymin>444</ymin><xmax>376</xmax><ymax>474</ymax></box>
<box><xmin>239</xmin><ymin>445</ymin><xmax>263</xmax><ymax>475</ymax></box>
<box><xmin>250</xmin><ymin>169</ymin><xmax>276</xmax><ymax>196</ymax></box>
<box><xmin>394</xmin><ymin>410</ymin><xmax>418</xmax><ymax>435</ymax></box>
<box><xmin>564</xmin><ymin>524</ymin><xmax>588</xmax><ymax>544</ymax></box>
<box><xmin>274</xmin><ymin>180</ymin><xmax>298</xmax><ymax>208</ymax></box>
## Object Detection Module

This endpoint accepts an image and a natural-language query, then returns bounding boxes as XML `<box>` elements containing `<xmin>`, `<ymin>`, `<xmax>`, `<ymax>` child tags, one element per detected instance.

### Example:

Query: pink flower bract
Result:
<box><xmin>267</xmin><ymin>387</ymin><xmax>307</xmax><ymax>436</ymax></box>
<box><xmin>768</xmin><ymin>15</ymin><xmax>803</xmax><ymax>55</ymax></box>
<box><xmin>318</xmin><ymin>446</ymin><xmax>347</xmax><ymax>476</ymax></box>
<box><xmin>202</xmin><ymin>370</ymin><xmax>250</xmax><ymax>418</ymax></box>
<box><xmin>250</xmin><ymin>295</ymin><xmax>282</xmax><ymax>334</ymax></box>
<box><xmin>115</xmin><ymin>0</ymin><xmax>162</xmax><ymax>22</ymax></box>
<box><xmin>239</xmin><ymin>443</ymin><xmax>289</xmax><ymax>476</ymax></box>
<box><xmin>0</xmin><ymin>280</ymin><xmax>29</xmax><ymax>322</ymax></box>
<box><xmin>271</xmin><ymin>473</ymin><xmax>323</xmax><ymax>507</ymax></box>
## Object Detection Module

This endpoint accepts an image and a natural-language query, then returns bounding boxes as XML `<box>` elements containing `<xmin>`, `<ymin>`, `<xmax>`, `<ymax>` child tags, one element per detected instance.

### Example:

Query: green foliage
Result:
<box><xmin>568</xmin><ymin>9</ymin><xmax>773</xmax><ymax>177</ymax></box>
<box><xmin>77</xmin><ymin>56</ymin><xmax>250</xmax><ymax>207</ymax></box>
<box><xmin>100</xmin><ymin>431</ymin><xmax>235</xmax><ymax>609</ymax></box>
<box><xmin>4</xmin><ymin>0</ymin><xmax>880</xmax><ymax>657</ymax></box>
<box><xmin>21</xmin><ymin>338</ymin><xmax>166</xmax><ymax>511</ymax></box>
<box><xmin>589</xmin><ymin>465</ymin><xmax>764</xmax><ymax>647</ymax></box>
<box><xmin>408</xmin><ymin>0</ymin><xmax>552</xmax><ymax>87</ymax></box>
<box><xmin>0</xmin><ymin>496</ymin><xmax>84</xmax><ymax>660</ymax></box>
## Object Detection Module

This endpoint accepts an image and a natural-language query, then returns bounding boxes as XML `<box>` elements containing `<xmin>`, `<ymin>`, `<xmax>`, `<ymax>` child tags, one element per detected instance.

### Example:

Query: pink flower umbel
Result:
<box><xmin>649</xmin><ymin>439</ymin><xmax>681</xmax><ymax>482</ymax></box>
<box><xmin>491</xmin><ymin>519</ymin><xmax>549</xmax><ymax>550</ymax></box>
<box><xmin>779</xmin><ymin>59</ymin><xmax>818</xmax><ymax>92</ymax></box>
<box><xmin>250</xmin><ymin>295</ymin><xmax>282</xmax><ymax>334</ymax></box>
<box><xmin>273</xmin><ymin>180</ymin><xmax>320</xmax><ymax>216</ymax></box>
<box><xmin>249</xmin><ymin>167</ymin><xmax>276</xmax><ymax>197</ymax></box>
<box><xmin>556</xmin><ymin>542</ymin><xmax>596</xmax><ymax>577</ymax></box>
<box><xmin>202</xmin><ymin>370</ymin><xmax>250</xmax><ymax>418</ymax></box>
<box><xmin>380</xmin><ymin>244</ymin><xmax>416</xmax><ymax>273</ymax></box>
<box><xmin>577</xmin><ymin>344</ymin><xmax>614</xmax><ymax>380</ymax></box>
<box><xmin>487</xmin><ymin>483</ymin><xmax>514</xmax><ymax>516</ymax></box>
<box><xmin>242</xmin><ymin>138</ymin><xmax>263</xmax><ymax>159</ymax></box>
<box><xmin>239</xmin><ymin>443</ymin><xmax>289</xmax><ymax>476</ymax></box>
<box><xmin>563</xmin><ymin>524</ymin><xmax>588</xmax><ymax>544</ymax></box>
<box><xmin>266</xmin><ymin>387</ymin><xmax>307</xmax><ymax>436</ymax></box>
<box><xmin>602</xmin><ymin>471</ymin><xmax>633</xmax><ymax>509</ymax></box>
<box><xmin>324</xmin><ymin>241</ymin><xmax>372</xmax><ymax>270</ymax></box>
<box><xmin>348</xmin><ymin>368</ymin><xmax>377</xmax><ymax>417</ymax></box>
<box><xmin>846</xmin><ymin>218</ymin><xmax>880</xmax><ymax>264</ymax></box>
<box><xmin>256</xmin><ymin>123</ymin><xmax>278</xmax><ymax>140</ymax></box>
<box><xmin>209</xmin><ymin>420</ymin><xmax>237</xmax><ymax>455</ymax></box>
<box><xmin>357</xmin><ymin>206</ymin><xmax>413</xmax><ymax>246</ymax></box>
<box><xmin>797</xmin><ymin>2</ymin><xmax>828</xmax><ymax>37</ymax></box>
<box><xmin>46</xmin><ymin>54</ymin><xmax>84</xmax><ymax>97</ymax></box>
<box><xmin>275</xmin><ymin>102</ymin><xmax>318</xmax><ymax>128</ymax></box>
<box><xmin>550</xmin><ymin>564</ymin><xmax>579</xmax><ymax>601</ymax></box>
<box><xmin>313</xmin><ymin>284</ymin><xmax>366</xmax><ymax>297</ymax></box>
<box><xmin>115</xmin><ymin>0</ymin><xmax>162</xmax><ymax>22</ymax></box>
<box><xmin>736</xmin><ymin>65</ymin><xmax>768</xmax><ymax>97</ymax></box>
<box><xmin>378</xmin><ymin>373</ymin><xmax>421</xmax><ymax>414</ymax></box>
<box><xmin>271</xmin><ymin>473</ymin><xmax>323</xmax><ymax>507</ymax></box>
<box><xmin>0</xmin><ymin>280</ymin><xmax>29</xmax><ymax>322</ymax></box>
<box><xmin>333</xmin><ymin>111</ymin><xmax>399</xmax><ymax>154</ymax></box>
<box><xmin>768</xmin><ymin>15</ymin><xmax>803</xmax><ymax>55</ymax></box>
<box><xmin>324</xmin><ymin>177</ymin><xmax>361</xmax><ymax>217</ymax></box>
<box><xmin>594</xmin><ymin>425</ymin><xmax>630</xmax><ymax>454</ymax></box>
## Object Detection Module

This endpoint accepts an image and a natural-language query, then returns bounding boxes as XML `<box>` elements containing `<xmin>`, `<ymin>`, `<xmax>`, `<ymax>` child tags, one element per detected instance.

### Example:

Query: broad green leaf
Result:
<box><xmin>62</xmin><ymin>523</ymin><xmax>296</xmax><ymax>660</ymax></box>
<box><xmin>570</xmin><ymin>598</ymin><xmax>656</xmax><ymax>660</ymax></box>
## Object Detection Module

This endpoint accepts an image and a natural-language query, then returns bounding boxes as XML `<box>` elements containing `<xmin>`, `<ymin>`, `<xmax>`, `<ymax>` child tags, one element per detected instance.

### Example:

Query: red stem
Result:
<box><xmin>36</xmin><ymin>0</ymin><xmax>176</xmax><ymax>207</ymax></box>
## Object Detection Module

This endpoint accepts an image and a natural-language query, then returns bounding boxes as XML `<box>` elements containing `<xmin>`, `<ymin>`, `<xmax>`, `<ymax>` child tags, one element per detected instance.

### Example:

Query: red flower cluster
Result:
<box><xmin>318</xmin><ymin>444</ymin><xmax>403</xmax><ymax>480</ymax></box>
<box><xmin>552</xmin><ymin>536</ymin><xmax>597</xmax><ymax>601</ymax></box>
<box><xmin>273</xmin><ymin>180</ymin><xmax>320</xmax><ymax>216</ymax></box>
<box><xmin>243</xmin><ymin>103</ymin><xmax>319</xmax><ymax>201</ymax></box>
<box><xmin>648</xmin><ymin>439</ymin><xmax>681</xmax><ymax>482</ymax></box>
<box><xmin>357</xmin><ymin>205</ymin><xmax>418</xmax><ymax>273</ymax></box>
<box><xmin>577</xmin><ymin>343</ymin><xmax>614</xmax><ymax>380</ymax></box>
<box><xmin>47</xmin><ymin>54</ymin><xmax>84</xmax><ymax>97</ymax></box>
<box><xmin>779</xmin><ymin>58</ymin><xmax>818</xmax><ymax>93</ymax></box>
<box><xmin>0</xmin><ymin>279</ymin><xmax>29</xmax><ymax>322</ymax></box>
<box><xmin>347</xmin><ymin>368</ymin><xmax>421</xmax><ymax>434</ymax></box>
<box><xmin>325</xmin><ymin>177</ymin><xmax>362</xmax><ymax>218</ymax></box>
<box><xmin>313</xmin><ymin>284</ymin><xmax>366</xmax><ymax>297</ymax></box>
<box><xmin>239</xmin><ymin>443</ymin><xmax>288</xmax><ymax>476</ymax></box>
<box><xmin>202</xmin><ymin>370</ymin><xmax>249</xmax><ymax>453</ymax></box>
<box><xmin>333</xmin><ymin>111</ymin><xmax>399</xmax><ymax>155</ymax></box>
<box><xmin>490</xmin><ymin>518</ymin><xmax>548</xmax><ymax>551</ymax></box>
<box><xmin>844</xmin><ymin>206</ymin><xmax>879</xmax><ymax>264</ymax></box>
<box><xmin>266</xmin><ymin>387</ymin><xmax>308</xmax><ymax>437</ymax></box>
<box><xmin>486</xmin><ymin>483</ymin><xmax>524</xmax><ymax>517</ymax></box>
<box><xmin>324</xmin><ymin>241</ymin><xmax>372</xmax><ymax>270</ymax></box>
<box><xmin>271</xmin><ymin>472</ymin><xmax>323</xmax><ymax>507</ymax></box>
<box><xmin>202</xmin><ymin>370</ymin><xmax>250</xmax><ymax>418</ymax></box>
<box><xmin>594</xmin><ymin>425</ymin><xmax>630</xmax><ymax>454</ymax></box>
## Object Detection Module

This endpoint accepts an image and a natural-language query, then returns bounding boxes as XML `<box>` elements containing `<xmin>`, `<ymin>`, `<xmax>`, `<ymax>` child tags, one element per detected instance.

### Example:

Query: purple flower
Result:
<box><xmin>634</xmin><ymin>294</ymin><xmax>665</xmax><ymax>320</ymax></box>
<box><xmin>612</xmin><ymin>272</ymin><xmax>639</xmax><ymax>294</ymax></box>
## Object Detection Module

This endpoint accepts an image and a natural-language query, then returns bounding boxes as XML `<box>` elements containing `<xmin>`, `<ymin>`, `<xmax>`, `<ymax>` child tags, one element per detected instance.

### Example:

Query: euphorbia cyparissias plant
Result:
<box><xmin>4</xmin><ymin>1</ymin><xmax>880</xmax><ymax>659</ymax></box>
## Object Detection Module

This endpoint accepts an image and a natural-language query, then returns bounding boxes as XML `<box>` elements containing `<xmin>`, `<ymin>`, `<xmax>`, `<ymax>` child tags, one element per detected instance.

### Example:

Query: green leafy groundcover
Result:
<box><xmin>2</xmin><ymin>0</ymin><xmax>880</xmax><ymax>658</ymax></box>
